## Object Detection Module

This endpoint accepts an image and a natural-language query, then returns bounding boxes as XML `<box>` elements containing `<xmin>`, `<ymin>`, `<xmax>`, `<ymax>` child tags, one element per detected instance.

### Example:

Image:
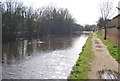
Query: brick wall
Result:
<box><xmin>118</xmin><ymin>14</ymin><xmax>120</xmax><ymax>46</ymax></box>
<box><xmin>106</xmin><ymin>28</ymin><xmax>118</xmax><ymax>45</ymax></box>
<box><xmin>99</xmin><ymin>28</ymin><xmax>120</xmax><ymax>46</ymax></box>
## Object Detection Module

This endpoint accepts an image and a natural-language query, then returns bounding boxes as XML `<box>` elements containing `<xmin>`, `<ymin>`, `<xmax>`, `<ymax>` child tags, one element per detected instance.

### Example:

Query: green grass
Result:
<box><xmin>97</xmin><ymin>34</ymin><xmax>120</xmax><ymax>63</ymax></box>
<box><xmin>68</xmin><ymin>33</ymin><xmax>94</xmax><ymax>79</ymax></box>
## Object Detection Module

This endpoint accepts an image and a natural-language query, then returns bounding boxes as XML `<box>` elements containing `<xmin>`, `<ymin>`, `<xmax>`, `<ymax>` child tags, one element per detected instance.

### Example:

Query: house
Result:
<box><xmin>106</xmin><ymin>14</ymin><xmax>120</xmax><ymax>46</ymax></box>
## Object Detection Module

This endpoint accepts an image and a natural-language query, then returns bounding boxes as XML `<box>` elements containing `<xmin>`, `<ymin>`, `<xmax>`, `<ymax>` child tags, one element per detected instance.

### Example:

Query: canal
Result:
<box><xmin>2</xmin><ymin>32</ymin><xmax>90</xmax><ymax>79</ymax></box>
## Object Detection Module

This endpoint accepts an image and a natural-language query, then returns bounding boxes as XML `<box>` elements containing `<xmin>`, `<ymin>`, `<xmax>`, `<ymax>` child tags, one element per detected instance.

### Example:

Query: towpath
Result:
<box><xmin>88</xmin><ymin>33</ymin><xmax>119</xmax><ymax>79</ymax></box>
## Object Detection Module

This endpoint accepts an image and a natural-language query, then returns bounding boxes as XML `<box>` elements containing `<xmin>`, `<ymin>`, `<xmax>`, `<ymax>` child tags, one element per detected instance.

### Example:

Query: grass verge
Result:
<box><xmin>97</xmin><ymin>34</ymin><xmax>120</xmax><ymax>63</ymax></box>
<box><xmin>68</xmin><ymin>33</ymin><xmax>94</xmax><ymax>79</ymax></box>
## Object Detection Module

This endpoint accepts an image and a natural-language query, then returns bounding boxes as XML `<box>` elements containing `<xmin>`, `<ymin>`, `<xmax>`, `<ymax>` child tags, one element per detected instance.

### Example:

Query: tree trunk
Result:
<box><xmin>104</xmin><ymin>26</ymin><xmax>107</xmax><ymax>40</ymax></box>
<box><xmin>104</xmin><ymin>19</ymin><xmax>107</xmax><ymax>40</ymax></box>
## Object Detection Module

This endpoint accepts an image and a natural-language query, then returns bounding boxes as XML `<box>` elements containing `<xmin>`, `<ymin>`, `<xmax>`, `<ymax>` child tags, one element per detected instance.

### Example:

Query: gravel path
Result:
<box><xmin>88</xmin><ymin>33</ymin><xmax>119</xmax><ymax>79</ymax></box>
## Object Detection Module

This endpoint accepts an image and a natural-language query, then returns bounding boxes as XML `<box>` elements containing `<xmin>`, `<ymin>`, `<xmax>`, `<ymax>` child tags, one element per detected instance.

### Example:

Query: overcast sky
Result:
<box><xmin>22</xmin><ymin>0</ymin><xmax>119</xmax><ymax>25</ymax></box>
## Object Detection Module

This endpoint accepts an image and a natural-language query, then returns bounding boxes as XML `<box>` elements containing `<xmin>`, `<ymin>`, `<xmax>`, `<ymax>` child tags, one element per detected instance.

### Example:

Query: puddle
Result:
<box><xmin>95</xmin><ymin>40</ymin><xmax>100</xmax><ymax>44</ymax></box>
<box><xmin>96</xmin><ymin>49</ymin><xmax>103</xmax><ymax>52</ymax></box>
<box><xmin>96</xmin><ymin>45</ymin><xmax>102</xmax><ymax>48</ymax></box>
<box><xmin>98</xmin><ymin>69</ymin><xmax>119</xmax><ymax>79</ymax></box>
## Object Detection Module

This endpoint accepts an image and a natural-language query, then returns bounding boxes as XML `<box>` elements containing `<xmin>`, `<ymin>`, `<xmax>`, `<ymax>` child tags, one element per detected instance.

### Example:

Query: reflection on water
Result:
<box><xmin>2</xmin><ymin>36</ymin><xmax>73</xmax><ymax>64</ymax></box>
<box><xmin>2</xmin><ymin>31</ymin><xmax>91</xmax><ymax>79</ymax></box>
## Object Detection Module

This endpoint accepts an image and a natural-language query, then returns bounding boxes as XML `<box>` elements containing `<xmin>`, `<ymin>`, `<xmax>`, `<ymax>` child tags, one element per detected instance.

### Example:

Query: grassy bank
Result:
<box><xmin>68</xmin><ymin>33</ymin><xmax>94</xmax><ymax>79</ymax></box>
<box><xmin>97</xmin><ymin>34</ymin><xmax>120</xmax><ymax>63</ymax></box>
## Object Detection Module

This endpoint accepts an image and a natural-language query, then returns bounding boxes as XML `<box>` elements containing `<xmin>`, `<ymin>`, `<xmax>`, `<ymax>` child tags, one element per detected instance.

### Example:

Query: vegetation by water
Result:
<box><xmin>68</xmin><ymin>33</ymin><xmax>94</xmax><ymax>79</ymax></box>
<box><xmin>97</xmin><ymin>34</ymin><xmax>120</xmax><ymax>63</ymax></box>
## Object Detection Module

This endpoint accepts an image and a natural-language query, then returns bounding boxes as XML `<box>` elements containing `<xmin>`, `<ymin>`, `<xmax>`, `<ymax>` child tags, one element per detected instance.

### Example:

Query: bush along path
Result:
<box><xmin>88</xmin><ymin>33</ymin><xmax>119</xmax><ymax>79</ymax></box>
<box><xmin>68</xmin><ymin>33</ymin><xmax>94</xmax><ymax>79</ymax></box>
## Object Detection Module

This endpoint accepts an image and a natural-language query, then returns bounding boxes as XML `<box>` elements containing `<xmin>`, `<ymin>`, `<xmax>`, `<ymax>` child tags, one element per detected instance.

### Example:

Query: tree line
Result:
<box><xmin>82</xmin><ymin>24</ymin><xmax>96</xmax><ymax>31</ymax></box>
<box><xmin>2</xmin><ymin>0</ymin><xmax>83</xmax><ymax>42</ymax></box>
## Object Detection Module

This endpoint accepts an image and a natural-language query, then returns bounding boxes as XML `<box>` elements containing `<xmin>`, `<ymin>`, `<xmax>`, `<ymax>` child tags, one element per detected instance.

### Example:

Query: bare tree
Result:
<box><xmin>99</xmin><ymin>0</ymin><xmax>114</xmax><ymax>40</ymax></box>
<box><xmin>2</xmin><ymin>0</ymin><xmax>81</xmax><ymax>42</ymax></box>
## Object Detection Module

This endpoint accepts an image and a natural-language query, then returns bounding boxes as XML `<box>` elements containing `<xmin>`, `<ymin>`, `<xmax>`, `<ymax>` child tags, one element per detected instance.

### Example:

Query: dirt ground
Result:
<box><xmin>88</xmin><ymin>33</ymin><xmax>119</xmax><ymax>79</ymax></box>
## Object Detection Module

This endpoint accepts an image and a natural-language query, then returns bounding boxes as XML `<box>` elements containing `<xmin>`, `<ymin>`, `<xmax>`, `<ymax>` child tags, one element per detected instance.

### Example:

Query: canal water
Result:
<box><xmin>2</xmin><ymin>32</ymin><xmax>90</xmax><ymax>79</ymax></box>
